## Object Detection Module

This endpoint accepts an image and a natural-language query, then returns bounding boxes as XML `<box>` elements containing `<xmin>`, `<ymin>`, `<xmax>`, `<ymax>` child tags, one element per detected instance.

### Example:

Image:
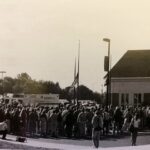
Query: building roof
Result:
<box><xmin>111</xmin><ymin>50</ymin><xmax>150</xmax><ymax>77</ymax></box>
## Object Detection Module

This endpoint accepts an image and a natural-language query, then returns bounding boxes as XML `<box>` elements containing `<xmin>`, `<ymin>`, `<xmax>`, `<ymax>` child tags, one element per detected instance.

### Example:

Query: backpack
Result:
<box><xmin>16</xmin><ymin>136</ymin><xmax>27</xmax><ymax>142</ymax></box>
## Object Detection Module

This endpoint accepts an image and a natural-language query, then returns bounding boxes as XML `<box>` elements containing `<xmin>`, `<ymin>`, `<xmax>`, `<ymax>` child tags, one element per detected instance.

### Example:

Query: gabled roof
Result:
<box><xmin>111</xmin><ymin>50</ymin><xmax>150</xmax><ymax>77</ymax></box>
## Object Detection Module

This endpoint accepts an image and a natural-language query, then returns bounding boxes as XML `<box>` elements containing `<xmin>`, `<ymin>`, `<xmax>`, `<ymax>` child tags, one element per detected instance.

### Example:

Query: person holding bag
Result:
<box><xmin>129</xmin><ymin>113</ymin><xmax>140</xmax><ymax>146</ymax></box>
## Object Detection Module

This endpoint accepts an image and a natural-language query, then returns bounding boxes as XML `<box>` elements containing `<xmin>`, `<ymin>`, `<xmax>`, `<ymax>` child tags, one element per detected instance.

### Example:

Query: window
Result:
<box><xmin>112</xmin><ymin>93</ymin><xmax>119</xmax><ymax>106</ymax></box>
<box><xmin>126</xmin><ymin>94</ymin><xmax>129</xmax><ymax>104</ymax></box>
<box><xmin>134</xmin><ymin>93</ymin><xmax>142</xmax><ymax>106</ymax></box>
<box><xmin>121</xmin><ymin>94</ymin><xmax>129</xmax><ymax>105</ymax></box>
<box><xmin>121</xmin><ymin>94</ymin><xmax>124</xmax><ymax>104</ymax></box>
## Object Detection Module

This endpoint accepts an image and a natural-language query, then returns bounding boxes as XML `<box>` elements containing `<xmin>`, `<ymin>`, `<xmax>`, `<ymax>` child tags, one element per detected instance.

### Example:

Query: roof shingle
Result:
<box><xmin>111</xmin><ymin>50</ymin><xmax>150</xmax><ymax>77</ymax></box>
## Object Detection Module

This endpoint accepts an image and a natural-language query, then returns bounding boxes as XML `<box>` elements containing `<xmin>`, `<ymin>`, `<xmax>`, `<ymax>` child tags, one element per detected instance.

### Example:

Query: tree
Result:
<box><xmin>3</xmin><ymin>77</ymin><xmax>15</xmax><ymax>93</ymax></box>
<box><xmin>0</xmin><ymin>72</ymin><xmax>102</xmax><ymax>105</ymax></box>
<box><xmin>93</xmin><ymin>92</ymin><xmax>102</xmax><ymax>104</ymax></box>
<box><xmin>59</xmin><ymin>86</ymin><xmax>73</xmax><ymax>101</ymax></box>
<box><xmin>13</xmin><ymin>73</ymin><xmax>32</xmax><ymax>93</ymax></box>
<box><xmin>78</xmin><ymin>85</ymin><xmax>94</xmax><ymax>100</ymax></box>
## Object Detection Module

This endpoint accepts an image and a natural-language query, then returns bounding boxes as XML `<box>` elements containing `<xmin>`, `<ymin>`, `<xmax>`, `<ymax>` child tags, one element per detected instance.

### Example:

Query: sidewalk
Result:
<box><xmin>0</xmin><ymin>135</ymin><xmax>90</xmax><ymax>150</ymax></box>
<box><xmin>0</xmin><ymin>134</ymin><xmax>150</xmax><ymax>150</ymax></box>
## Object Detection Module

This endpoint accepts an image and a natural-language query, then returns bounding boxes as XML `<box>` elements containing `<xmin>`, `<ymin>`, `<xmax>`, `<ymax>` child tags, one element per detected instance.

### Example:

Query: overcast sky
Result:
<box><xmin>0</xmin><ymin>0</ymin><xmax>150</xmax><ymax>92</ymax></box>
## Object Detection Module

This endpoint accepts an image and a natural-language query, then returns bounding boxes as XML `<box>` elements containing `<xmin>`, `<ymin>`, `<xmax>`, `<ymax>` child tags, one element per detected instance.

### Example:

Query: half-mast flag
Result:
<box><xmin>71</xmin><ymin>57</ymin><xmax>78</xmax><ymax>87</ymax></box>
<box><xmin>71</xmin><ymin>41</ymin><xmax>80</xmax><ymax>88</ymax></box>
<box><xmin>71</xmin><ymin>73</ymin><xmax>79</xmax><ymax>87</ymax></box>
<box><xmin>70</xmin><ymin>40</ymin><xmax>80</xmax><ymax>105</ymax></box>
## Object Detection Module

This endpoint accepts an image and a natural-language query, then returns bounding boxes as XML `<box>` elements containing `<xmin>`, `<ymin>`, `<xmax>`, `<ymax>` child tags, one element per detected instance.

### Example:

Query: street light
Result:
<box><xmin>103</xmin><ymin>38</ymin><xmax>111</xmax><ymax>106</ymax></box>
<box><xmin>0</xmin><ymin>71</ymin><xmax>6</xmax><ymax>98</ymax></box>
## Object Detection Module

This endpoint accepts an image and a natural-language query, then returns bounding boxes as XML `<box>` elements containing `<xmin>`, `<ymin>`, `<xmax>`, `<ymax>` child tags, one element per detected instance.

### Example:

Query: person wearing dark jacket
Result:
<box><xmin>92</xmin><ymin>110</ymin><xmax>103</xmax><ymax>148</ymax></box>
<box><xmin>113</xmin><ymin>107</ymin><xmax>123</xmax><ymax>135</ymax></box>
<box><xmin>65</xmin><ymin>109</ymin><xmax>74</xmax><ymax>138</ymax></box>
<box><xmin>28</xmin><ymin>109</ymin><xmax>38</xmax><ymax>137</ymax></box>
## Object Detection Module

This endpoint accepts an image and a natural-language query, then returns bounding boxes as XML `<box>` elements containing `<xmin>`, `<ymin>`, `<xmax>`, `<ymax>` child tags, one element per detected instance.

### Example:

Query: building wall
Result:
<box><xmin>111</xmin><ymin>77</ymin><xmax>150</xmax><ymax>106</ymax></box>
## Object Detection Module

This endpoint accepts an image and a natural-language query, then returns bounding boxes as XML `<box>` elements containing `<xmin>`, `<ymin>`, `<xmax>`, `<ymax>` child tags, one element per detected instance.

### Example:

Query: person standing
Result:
<box><xmin>40</xmin><ymin>110</ymin><xmax>47</xmax><ymax>137</ymax></box>
<box><xmin>12</xmin><ymin>108</ymin><xmax>20</xmax><ymax>135</ymax></box>
<box><xmin>122</xmin><ymin>108</ymin><xmax>132</xmax><ymax>132</ymax></box>
<box><xmin>28</xmin><ymin>109</ymin><xmax>38</xmax><ymax>137</ymax></box>
<box><xmin>103</xmin><ymin>108</ymin><xmax>110</xmax><ymax>135</ymax></box>
<box><xmin>113</xmin><ymin>107</ymin><xmax>123</xmax><ymax>135</ymax></box>
<box><xmin>4</xmin><ymin>108</ymin><xmax>11</xmax><ymax>133</ymax></box>
<box><xmin>19</xmin><ymin>107</ymin><xmax>27</xmax><ymax>137</ymax></box>
<box><xmin>130</xmin><ymin>113</ymin><xmax>140</xmax><ymax>146</ymax></box>
<box><xmin>73</xmin><ymin>107</ymin><xmax>80</xmax><ymax>138</ymax></box>
<box><xmin>0</xmin><ymin>119</ymin><xmax>8</xmax><ymax>139</ymax></box>
<box><xmin>77</xmin><ymin>108</ymin><xmax>87</xmax><ymax>138</ymax></box>
<box><xmin>49</xmin><ymin>109</ymin><xmax>58</xmax><ymax>138</ymax></box>
<box><xmin>65</xmin><ymin>109</ymin><xmax>74</xmax><ymax>138</ymax></box>
<box><xmin>86</xmin><ymin>108</ymin><xmax>93</xmax><ymax>138</ymax></box>
<box><xmin>92</xmin><ymin>110</ymin><xmax>103</xmax><ymax>148</ymax></box>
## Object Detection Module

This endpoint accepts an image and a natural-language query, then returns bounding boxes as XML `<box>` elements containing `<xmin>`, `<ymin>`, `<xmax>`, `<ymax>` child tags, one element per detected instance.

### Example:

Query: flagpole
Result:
<box><xmin>74</xmin><ymin>57</ymin><xmax>76</xmax><ymax>104</ymax></box>
<box><xmin>77</xmin><ymin>40</ymin><xmax>80</xmax><ymax>105</ymax></box>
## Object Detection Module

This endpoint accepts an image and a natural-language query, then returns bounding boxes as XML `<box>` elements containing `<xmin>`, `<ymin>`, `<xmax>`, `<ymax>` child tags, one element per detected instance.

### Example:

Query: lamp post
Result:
<box><xmin>103</xmin><ymin>38</ymin><xmax>111</xmax><ymax>106</ymax></box>
<box><xmin>0</xmin><ymin>71</ymin><xmax>6</xmax><ymax>98</ymax></box>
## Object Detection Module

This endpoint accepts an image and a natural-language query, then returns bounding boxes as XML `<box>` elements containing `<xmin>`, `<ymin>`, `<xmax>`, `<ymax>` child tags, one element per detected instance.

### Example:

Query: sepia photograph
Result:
<box><xmin>0</xmin><ymin>0</ymin><xmax>150</xmax><ymax>149</ymax></box>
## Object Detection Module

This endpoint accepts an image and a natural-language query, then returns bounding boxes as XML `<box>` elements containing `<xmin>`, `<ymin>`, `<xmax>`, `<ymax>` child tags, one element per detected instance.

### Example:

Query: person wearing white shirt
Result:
<box><xmin>130</xmin><ymin>113</ymin><xmax>140</xmax><ymax>146</ymax></box>
<box><xmin>0</xmin><ymin>120</ymin><xmax>8</xmax><ymax>139</ymax></box>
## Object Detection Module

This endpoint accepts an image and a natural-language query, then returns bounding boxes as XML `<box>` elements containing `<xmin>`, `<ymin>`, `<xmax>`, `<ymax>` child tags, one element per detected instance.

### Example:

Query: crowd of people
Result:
<box><xmin>0</xmin><ymin>101</ymin><xmax>150</xmax><ymax>147</ymax></box>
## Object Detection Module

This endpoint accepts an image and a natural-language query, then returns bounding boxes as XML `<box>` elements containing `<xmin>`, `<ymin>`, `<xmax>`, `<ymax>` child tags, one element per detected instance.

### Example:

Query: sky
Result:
<box><xmin>0</xmin><ymin>0</ymin><xmax>150</xmax><ymax>93</ymax></box>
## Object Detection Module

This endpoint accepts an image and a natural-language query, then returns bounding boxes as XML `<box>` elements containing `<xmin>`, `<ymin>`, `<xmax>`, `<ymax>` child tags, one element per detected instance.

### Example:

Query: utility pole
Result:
<box><xmin>0</xmin><ymin>71</ymin><xmax>6</xmax><ymax>98</ymax></box>
<box><xmin>103</xmin><ymin>38</ymin><xmax>111</xmax><ymax>106</ymax></box>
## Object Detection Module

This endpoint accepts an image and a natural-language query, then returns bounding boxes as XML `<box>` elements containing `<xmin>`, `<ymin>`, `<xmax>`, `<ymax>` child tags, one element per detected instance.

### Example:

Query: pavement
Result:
<box><xmin>0</xmin><ymin>132</ymin><xmax>150</xmax><ymax>150</ymax></box>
